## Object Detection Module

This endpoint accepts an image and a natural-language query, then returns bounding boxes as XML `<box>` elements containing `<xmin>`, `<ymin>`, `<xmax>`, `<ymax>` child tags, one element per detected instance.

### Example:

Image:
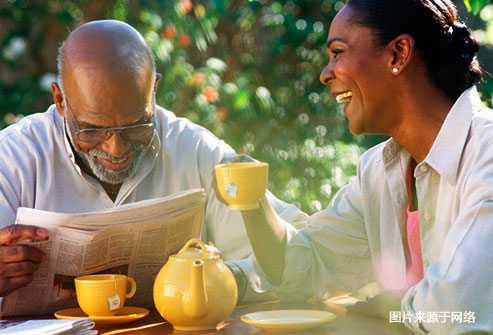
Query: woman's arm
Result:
<box><xmin>240</xmin><ymin>195</ymin><xmax>287</xmax><ymax>285</ymax></box>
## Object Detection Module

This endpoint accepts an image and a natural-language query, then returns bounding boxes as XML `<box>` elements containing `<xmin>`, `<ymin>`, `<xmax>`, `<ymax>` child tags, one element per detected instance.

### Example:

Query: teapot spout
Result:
<box><xmin>183</xmin><ymin>259</ymin><xmax>208</xmax><ymax>319</ymax></box>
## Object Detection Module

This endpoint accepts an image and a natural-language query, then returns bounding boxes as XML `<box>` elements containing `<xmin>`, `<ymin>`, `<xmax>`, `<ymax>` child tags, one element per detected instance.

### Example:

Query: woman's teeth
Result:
<box><xmin>336</xmin><ymin>91</ymin><xmax>353</xmax><ymax>103</ymax></box>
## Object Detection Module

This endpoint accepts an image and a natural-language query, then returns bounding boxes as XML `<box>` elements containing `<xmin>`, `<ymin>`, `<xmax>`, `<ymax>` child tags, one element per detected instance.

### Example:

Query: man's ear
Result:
<box><xmin>154</xmin><ymin>73</ymin><xmax>162</xmax><ymax>93</ymax></box>
<box><xmin>387</xmin><ymin>34</ymin><xmax>414</xmax><ymax>75</ymax></box>
<box><xmin>51</xmin><ymin>82</ymin><xmax>65</xmax><ymax>117</ymax></box>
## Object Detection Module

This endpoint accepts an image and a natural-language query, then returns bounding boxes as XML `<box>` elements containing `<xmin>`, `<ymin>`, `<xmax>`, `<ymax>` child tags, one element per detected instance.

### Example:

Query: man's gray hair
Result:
<box><xmin>56</xmin><ymin>40</ymin><xmax>67</xmax><ymax>96</ymax></box>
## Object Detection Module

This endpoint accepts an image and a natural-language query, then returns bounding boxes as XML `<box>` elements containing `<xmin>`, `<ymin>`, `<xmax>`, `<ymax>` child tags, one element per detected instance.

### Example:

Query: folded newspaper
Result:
<box><xmin>0</xmin><ymin>319</ymin><xmax>95</xmax><ymax>335</ymax></box>
<box><xmin>1</xmin><ymin>189</ymin><xmax>206</xmax><ymax>317</ymax></box>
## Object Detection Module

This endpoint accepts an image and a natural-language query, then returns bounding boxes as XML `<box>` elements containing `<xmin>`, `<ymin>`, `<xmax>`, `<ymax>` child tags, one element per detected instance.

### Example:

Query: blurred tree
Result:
<box><xmin>464</xmin><ymin>0</ymin><xmax>489</xmax><ymax>14</ymax></box>
<box><xmin>0</xmin><ymin>0</ymin><xmax>491</xmax><ymax>213</ymax></box>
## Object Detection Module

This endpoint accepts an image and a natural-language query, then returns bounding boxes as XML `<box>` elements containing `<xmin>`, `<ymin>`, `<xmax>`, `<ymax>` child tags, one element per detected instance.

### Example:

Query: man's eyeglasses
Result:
<box><xmin>64</xmin><ymin>98</ymin><xmax>156</xmax><ymax>143</ymax></box>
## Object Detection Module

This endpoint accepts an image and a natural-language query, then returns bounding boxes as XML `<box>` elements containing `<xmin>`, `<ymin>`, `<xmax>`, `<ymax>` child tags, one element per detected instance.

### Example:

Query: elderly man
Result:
<box><xmin>0</xmin><ymin>20</ymin><xmax>305</xmax><ymax>299</ymax></box>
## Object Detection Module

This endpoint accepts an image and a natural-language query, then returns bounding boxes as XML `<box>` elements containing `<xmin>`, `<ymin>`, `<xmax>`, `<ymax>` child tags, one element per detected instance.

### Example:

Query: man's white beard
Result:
<box><xmin>65</xmin><ymin>120</ymin><xmax>152</xmax><ymax>184</ymax></box>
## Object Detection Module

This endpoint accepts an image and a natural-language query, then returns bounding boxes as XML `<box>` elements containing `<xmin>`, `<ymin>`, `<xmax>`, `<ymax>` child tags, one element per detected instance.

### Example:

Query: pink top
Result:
<box><xmin>405</xmin><ymin>163</ymin><xmax>424</xmax><ymax>288</ymax></box>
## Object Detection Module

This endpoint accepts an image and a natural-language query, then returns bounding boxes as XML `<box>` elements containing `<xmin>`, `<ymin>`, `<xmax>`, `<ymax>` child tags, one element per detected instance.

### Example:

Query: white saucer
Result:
<box><xmin>54</xmin><ymin>306</ymin><xmax>149</xmax><ymax>326</ymax></box>
<box><xmin>241</xmin><ymin>309</ymin><xmax>337</xmax><ymax>332</ymax></box>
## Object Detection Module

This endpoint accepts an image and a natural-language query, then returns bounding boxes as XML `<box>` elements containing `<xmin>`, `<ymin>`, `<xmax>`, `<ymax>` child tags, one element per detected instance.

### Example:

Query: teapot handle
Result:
<box><xmin>179</xmin><ymin>239</ymin><xmax>206</xmax><ymax>253</ymax></box>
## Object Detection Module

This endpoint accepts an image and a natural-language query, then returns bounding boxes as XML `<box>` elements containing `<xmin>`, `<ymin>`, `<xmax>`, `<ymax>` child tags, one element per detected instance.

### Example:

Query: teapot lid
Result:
<box><xmin>175</xmin><ymin>239</ymin><xmax>220</xmax><ymax>260</ymax></box>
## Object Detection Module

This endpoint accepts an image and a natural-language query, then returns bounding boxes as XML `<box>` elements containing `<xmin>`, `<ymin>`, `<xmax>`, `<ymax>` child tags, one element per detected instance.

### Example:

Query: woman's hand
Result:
<box><xmin>211</xmin><ymin>154</ymin><xmax>258</xmax><ymax>205</ymax></box>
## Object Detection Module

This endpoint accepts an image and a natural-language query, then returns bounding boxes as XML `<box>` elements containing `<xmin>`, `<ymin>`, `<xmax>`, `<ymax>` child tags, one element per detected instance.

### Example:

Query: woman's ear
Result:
<box><xmin>388</xmin><ymin>34</ymin><xmax>415</xmax><ymax>75</ymax></box>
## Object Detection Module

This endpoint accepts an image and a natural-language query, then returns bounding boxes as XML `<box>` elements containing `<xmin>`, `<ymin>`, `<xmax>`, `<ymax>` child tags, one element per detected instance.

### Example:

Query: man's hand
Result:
<box><xmin>0</xmin><ymin>225</ymin><xmax>48</xmax><ymax>297</ymax></box>
<box><xmin>211</xmin><ymin>154</ymin><xmax>258</xmax><ymax>205</ymax></box>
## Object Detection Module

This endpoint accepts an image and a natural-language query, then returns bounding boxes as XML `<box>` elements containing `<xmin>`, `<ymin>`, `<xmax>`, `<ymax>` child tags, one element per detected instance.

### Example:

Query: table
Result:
<box><xmin>94</xmin><ymin>300</ymin><xmax>413</xmax><ymax>335</ymax></box>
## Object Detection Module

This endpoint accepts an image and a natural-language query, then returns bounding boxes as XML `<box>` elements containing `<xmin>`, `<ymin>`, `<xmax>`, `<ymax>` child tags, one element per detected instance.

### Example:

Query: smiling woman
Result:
<box><xmin>320</xmin><ymin>7</ymin><xmax>395</xmax><ymax>136</ymax></box>
<box><xmin>319</xmin><ymin>0</ymin><xmax>483</xmax><ymax>143</ymax></box>
<box><xmin>221</xmin><ymin>0</ymin><xmax>493</xmax><ymax>334</ymax></box>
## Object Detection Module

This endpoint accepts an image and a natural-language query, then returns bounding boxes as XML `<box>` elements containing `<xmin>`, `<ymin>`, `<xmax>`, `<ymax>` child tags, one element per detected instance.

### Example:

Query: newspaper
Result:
<box><xmin>0</xmin><ymin>319</ymin><xmax>96</xmax><ymax>335</ymax></box>
<box><xmin>1</xmin><ymin>189</ymin><xmax>206</xmax><ymax>317</ymax></box>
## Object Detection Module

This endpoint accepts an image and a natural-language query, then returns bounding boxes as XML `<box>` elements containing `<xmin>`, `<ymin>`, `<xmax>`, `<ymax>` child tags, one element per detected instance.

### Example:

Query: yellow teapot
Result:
<box><xmin>153</xmin><ymin>239</ymin><xmax>238</xmax><ymax>331</ymax></box>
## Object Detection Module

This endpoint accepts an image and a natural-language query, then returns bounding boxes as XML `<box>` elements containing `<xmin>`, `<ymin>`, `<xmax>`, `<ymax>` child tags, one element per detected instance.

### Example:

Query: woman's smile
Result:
<box><xmin>335</xmin><ymin>91</ymin><xmax>353</xmax><ymax>103</ymax></box>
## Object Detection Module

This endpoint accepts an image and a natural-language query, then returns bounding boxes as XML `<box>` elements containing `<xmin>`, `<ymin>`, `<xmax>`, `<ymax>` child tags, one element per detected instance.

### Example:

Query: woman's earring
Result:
<box><xmin>392</xmin><ymin>68</ymin><xmax>399</xmax><ymax>73</ymax></box>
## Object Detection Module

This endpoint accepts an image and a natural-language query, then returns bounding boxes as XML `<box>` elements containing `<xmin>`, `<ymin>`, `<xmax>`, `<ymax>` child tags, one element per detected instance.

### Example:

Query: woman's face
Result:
<box><xmin>320</xmin><ymin>6</ymin><xmax>394</xmax><ymax>135</ymax></box>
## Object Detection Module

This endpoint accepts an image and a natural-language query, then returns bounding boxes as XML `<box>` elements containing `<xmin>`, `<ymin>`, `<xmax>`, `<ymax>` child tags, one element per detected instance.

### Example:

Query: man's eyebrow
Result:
<box><xmin>327</xmin><ymin>37</ymin><xmax>344</xmax><ymax>49</ymax></box>
<box><xmin>78</xmin><ymin>115</ymin><xmax>152</xmax><ymax>129</ymax></box>
<box><xmin>77</xmin><ymin>120</ymin><xmax>99</xmax><ymax>129</ymax></box>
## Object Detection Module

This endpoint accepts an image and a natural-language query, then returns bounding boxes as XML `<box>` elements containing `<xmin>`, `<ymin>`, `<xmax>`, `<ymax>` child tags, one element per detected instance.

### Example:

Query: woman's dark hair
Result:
<box><xmin>346</xmin><ymin>0</ymin><xmax>483</xmax><ymax>101</ymax></box>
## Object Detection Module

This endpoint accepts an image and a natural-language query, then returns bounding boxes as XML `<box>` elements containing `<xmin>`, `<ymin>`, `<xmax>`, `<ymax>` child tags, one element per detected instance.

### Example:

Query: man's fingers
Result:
<box><xmin>0</xmin><ymin>224</ymin><xmax>47</xmax><ymax>245</ymax></box>
<box><xmin>0</xmin><ymin>225</ymin><xmax>47</xmax><ymax>297</ymax></box>
<box><xmin>0</xmin><ymin>245</ymin><xmax>46</xmax><ymax>263</ymax></box>
<box><xmin>0</xmin><ymin>274</ymin><xmax>35</xmax><ymax>297</ymax></box>
<box><xmin>0</xmin><ymin>260</ymin><xmax>41</xmax><ymax>278</ymax></box>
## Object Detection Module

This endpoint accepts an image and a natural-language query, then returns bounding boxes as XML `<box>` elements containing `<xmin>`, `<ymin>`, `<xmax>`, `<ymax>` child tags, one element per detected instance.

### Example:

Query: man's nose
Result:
<box><xmin>319</xmin><ymin>65</ymin><xmax>334</xmax><ymax>85</ymax></box>
<box><xmin>100</xmin><ymin>133</ymin><xmax>131</xmax><ymax>157</ymax></box>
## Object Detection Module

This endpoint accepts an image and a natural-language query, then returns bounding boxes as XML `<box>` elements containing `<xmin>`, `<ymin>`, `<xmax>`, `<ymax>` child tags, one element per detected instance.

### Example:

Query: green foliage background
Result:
<box><xmin>1</xmin><ymin>0</ymin><xmax>492</xmax><ymax>213</ymax></box>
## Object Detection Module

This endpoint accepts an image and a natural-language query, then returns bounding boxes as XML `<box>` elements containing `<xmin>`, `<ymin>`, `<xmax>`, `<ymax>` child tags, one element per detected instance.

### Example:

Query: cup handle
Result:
<box><xmin>126</xmin><ymin>277</ymin><xmax>137</xmax><ymax>298</ymax></box>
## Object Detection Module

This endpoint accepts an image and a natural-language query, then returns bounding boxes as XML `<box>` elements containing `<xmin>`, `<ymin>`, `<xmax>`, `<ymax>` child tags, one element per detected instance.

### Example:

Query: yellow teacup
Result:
<box><xmin>215</xmin><ymin>162</ymin><xmax>268</xmax><ymax>210</ymax></box>
<box><xmin>74</xmin><ymin>274</ymin><xmax>136</xmax><ymax>317</ymax></box>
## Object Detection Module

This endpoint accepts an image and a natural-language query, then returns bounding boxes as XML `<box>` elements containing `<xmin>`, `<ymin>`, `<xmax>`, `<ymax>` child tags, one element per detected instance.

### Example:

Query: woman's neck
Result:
<box><xmin>389</xmin><ymin>84</ymin><xmax>453</xmax><ymax>163</ymax></box>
